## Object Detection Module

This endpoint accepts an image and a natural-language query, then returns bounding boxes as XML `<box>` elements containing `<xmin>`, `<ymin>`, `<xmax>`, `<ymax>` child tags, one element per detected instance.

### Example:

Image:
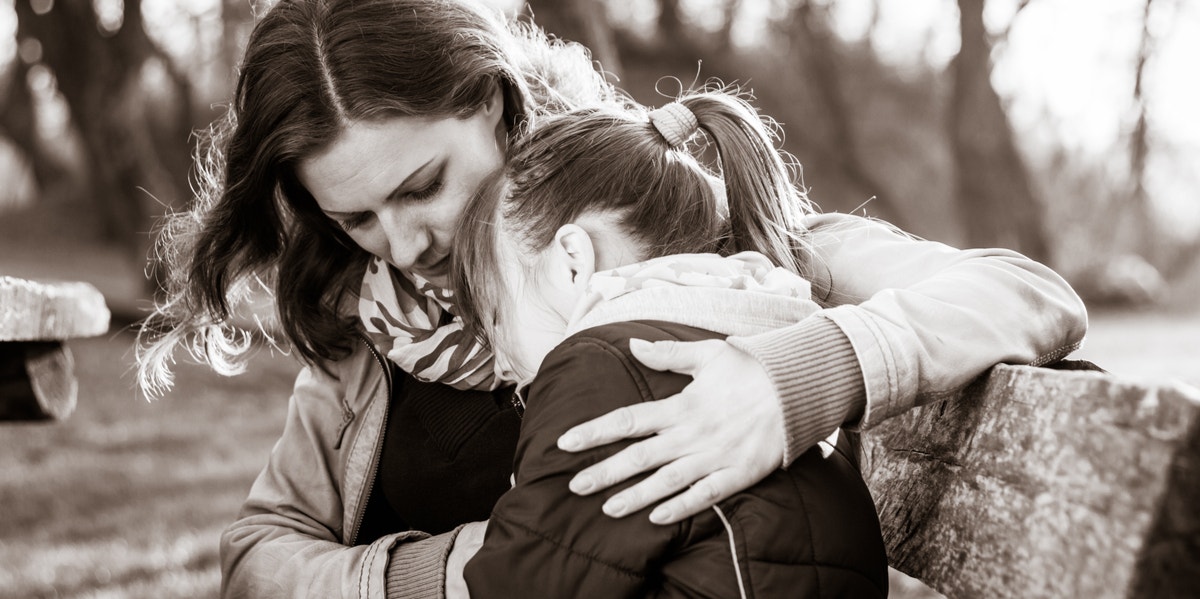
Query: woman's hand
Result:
<box><xmin>556</xmin><ymin>338</ymin><xmax>786</xmax><ymax>525</ymax></box>
<box><xmin>445</xmin><ymin>520</ymin><xmax>488</xmax><ymax>599</ymax></box>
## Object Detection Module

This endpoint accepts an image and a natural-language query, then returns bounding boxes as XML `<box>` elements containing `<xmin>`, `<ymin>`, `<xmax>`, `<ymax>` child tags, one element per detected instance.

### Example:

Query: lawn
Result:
<box><xmin>1</xmin><ymin>308</ymin><xmax>1196</xmax><ymax>598</ymax></box>
<box><xmin>0</xmin><ymin>331</ymin><xmax>298</xmax><ymax>599</ymax></box>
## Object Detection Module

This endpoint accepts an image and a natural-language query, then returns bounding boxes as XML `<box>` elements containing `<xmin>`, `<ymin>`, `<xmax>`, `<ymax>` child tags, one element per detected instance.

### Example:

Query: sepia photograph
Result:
<box><xmin>1</xmin><ymin>0</ymin><xmax>1197</xmax><ymax>597</ymax></box>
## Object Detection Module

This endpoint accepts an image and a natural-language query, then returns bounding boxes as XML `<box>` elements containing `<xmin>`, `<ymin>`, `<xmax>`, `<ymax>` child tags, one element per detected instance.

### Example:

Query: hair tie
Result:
<box><xmin>648</xmin><ymin>102</ymin><xmax>698</xmax><ymax>148</ymax></box>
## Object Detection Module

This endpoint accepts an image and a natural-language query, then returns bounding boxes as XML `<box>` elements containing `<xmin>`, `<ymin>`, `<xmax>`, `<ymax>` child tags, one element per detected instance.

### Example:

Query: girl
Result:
<box><xmin>135</xmin><ymin>0</ymin><xmax>1086</xmax><ymax>596</ymax></box>
<box><xmin>451</xmin><ymin>91</ymin><xmax>889</xmax><ymax>597</ymax></box>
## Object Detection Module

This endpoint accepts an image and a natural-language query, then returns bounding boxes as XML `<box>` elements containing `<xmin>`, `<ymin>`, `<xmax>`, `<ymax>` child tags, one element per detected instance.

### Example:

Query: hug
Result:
<box><xmin>137</xmin><ymin>0</ymin><xmax>1088</xmax><ymax>596</ymax></box>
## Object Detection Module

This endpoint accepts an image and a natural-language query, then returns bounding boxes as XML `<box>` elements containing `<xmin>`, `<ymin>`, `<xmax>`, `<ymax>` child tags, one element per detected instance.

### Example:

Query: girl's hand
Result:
<box><xmin>445</xmin><ymin>520</ymin><xmax>488</xmax><ymax>599</ymax></box>
<box><xmin>556</xmin><ymin>338</ymin><xmax>786</xmax><ymax>525</ymax></box>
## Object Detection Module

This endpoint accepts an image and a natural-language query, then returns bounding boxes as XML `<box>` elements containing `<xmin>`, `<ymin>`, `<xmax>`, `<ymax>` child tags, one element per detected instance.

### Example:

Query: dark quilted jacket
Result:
<box><xmin>464</xmin><ymin>320</ymin><xmax>888</xmax><ymax>598</ymax></box>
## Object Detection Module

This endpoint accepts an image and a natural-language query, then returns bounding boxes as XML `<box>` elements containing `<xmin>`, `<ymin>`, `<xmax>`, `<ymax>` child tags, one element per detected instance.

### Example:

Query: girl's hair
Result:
<box><xmin>137</xmin><ymin>0</ymin><xmax>616</xmax><ymax>396</ymax></box>
<box><xmin>453</xmin><ymin>90</ymin><xmax>815</xmax><ymax>352</ymax></box>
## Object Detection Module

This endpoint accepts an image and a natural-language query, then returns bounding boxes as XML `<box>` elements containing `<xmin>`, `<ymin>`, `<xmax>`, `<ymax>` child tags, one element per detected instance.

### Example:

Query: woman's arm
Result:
<box><xmin>742</xmin><ymin>212</ymin><xmax>1088</xmax><ymax>440</ymax></box>
<box><xmin>220</xmin><ymin>361</ymin><xmax>461</xmax><ymax>599</ymax></box>
<box><xmin>557</xmin><ymin>213</ymin><xmax>1087</xmax><ymax>522</ymax></box>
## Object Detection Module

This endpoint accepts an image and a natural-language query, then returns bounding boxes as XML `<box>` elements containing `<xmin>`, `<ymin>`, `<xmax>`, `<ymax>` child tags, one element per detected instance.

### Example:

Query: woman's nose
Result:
<box><xmin>378</xmin><ymin>207</ymin><xmax>428</xmax><ymax>270</ymax></box>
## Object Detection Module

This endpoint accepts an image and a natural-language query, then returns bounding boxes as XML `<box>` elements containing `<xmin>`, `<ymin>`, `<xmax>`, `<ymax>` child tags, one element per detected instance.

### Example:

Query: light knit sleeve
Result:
<box><xmin>727</xmin><ymin>317</ymin><xmax>864</xmax><ymax>466</ymax></box>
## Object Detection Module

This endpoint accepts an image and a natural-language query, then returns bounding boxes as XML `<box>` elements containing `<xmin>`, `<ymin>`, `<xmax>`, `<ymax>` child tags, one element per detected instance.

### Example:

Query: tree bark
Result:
<box><xmin>12</xmin><ymin>0</ymin><xmax>194</xmax><ymax>275</ymax></box>
<box><xmin>0</xmin><ymin>55</ymin><xmax>68</xmax><ymax>194</ymax></box>
<box><xmin>950</xmin><ymin>0</ymin><xmax>1049</xmax><ymax>260</ymax></box>
<box><xmin>789</xmin><ymin>1</ymin><xmax>907</xmax><ymax>228</ymax></box>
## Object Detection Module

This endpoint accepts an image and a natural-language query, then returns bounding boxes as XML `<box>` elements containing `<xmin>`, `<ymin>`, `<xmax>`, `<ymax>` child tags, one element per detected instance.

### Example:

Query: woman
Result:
<box><xmin>136</xmin><ymin>0</ymin><xmax>1087</xmax><ymax>596</ymax></box>
<box><xmin>452</xmin><ymin>91</ymin><xmax>889</xmax><ymax>597</ymax></box>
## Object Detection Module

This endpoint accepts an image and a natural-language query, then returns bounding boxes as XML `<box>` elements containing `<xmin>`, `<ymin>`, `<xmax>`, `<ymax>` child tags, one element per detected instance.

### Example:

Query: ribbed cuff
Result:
<box><xmin>386</xmin><ymin>525</ymin><xmax>464</xmax><ymax>599</ymax></box>
<box><xmin>727</xmin><ymin>316</ymin><xmax>866</xmax><ymax>466</ymax></box>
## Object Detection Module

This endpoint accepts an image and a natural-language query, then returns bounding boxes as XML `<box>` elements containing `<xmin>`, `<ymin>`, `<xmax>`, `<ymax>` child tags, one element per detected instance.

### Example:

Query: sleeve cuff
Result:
<box><xmin>386</xmin><ymin>525</ymin><xmax>465</xmax><ymax>599</ymax></box>
<box><xmin>727</xmin><ymin>316</ymin><xmax>866</xmax><ymax>466</ymax></box>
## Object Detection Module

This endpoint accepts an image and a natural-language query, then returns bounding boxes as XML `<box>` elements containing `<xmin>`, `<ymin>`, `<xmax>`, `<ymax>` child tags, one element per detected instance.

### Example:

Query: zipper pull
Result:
<box><xmin>510</xmin><ymin>387</ymin><xmax>526</xmax><ymax>419</ymax></box>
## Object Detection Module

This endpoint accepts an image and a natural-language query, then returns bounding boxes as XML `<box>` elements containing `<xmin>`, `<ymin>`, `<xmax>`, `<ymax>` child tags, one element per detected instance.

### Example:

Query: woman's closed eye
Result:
<box><xmin>407</xmin><ymin>177</ymin><xmax>443</xmax><ymax>202</ymax></box>
<box><xmin>338</xmin><ymin>212</ymin><xmax>374</xmax><ymax>231</ymax></box>
<box><xmin>335</xmin><ymin>177</ymin><xmax>444</xmax><ymax>231</ymax></box>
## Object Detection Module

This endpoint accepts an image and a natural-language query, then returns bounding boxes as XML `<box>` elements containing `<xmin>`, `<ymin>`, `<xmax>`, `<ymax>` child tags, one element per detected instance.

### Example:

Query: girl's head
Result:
<box><xmin>138</xmin><ymin>0</ymin><xmax>613</xmax><ymax>395</ymax></box>
<box><xmin>453</xmin><ymin>91</ymin><xmax>812</xmax><ymax>382</ymax></box>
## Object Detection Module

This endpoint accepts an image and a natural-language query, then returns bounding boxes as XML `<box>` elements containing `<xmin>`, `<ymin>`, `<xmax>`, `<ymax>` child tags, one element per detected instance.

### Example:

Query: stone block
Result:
<box><xmin>862</xmin><ymin>363</ymin><xmax>1200</xmax><ymax>598</ymax></box>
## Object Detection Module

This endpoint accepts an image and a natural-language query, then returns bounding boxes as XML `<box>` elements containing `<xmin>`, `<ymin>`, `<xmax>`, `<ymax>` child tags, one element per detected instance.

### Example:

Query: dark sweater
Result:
<box><xmin>357</xmin><ymin>369</ymin><xmax>521</xmax><ymax>544</ymax></box>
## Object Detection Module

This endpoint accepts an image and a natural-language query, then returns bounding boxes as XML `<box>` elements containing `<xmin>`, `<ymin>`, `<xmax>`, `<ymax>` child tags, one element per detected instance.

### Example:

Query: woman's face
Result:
<box><xmin>298</xmin><ymin>93</ymin><xmax>506</xmax><ymax>287</ymax></box>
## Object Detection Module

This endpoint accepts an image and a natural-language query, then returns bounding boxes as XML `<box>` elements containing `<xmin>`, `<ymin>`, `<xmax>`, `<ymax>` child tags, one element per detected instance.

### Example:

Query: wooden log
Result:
<box><xmin>0</xmin><ymin>276</ymin><xmax>108</xmax><ymax>421</ymax></box>
<box><xmin>0</xmin><ymin>276</ymin><xmax>111</xmax><ymax>342</ymax></box>
<box><xmin>862</xmin><ymin>363</ymin><xmax>1200</xmax><ymax>598</ymax></box>
<box><xmin>0</xmin><ymin>342</ymin><xmax>77</xmax><ymax>420</ymax></box>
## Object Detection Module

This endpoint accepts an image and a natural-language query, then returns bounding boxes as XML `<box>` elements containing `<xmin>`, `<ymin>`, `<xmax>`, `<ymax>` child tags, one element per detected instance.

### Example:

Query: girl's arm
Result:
<box><xmin>220</xmin><ymin>359</ymin><xmax>460</xmax><ymax>599</ymax></box>
<box><xmin>556</xmin><ymin>213</ymin><xmax>1087</xmax><ymax>522</ymax></box>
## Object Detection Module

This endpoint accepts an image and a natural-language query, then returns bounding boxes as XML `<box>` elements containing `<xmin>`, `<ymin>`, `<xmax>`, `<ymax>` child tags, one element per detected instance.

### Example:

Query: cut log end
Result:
<box><xmin>0</xmin><ymin>342</ymin><xmax>78</xmax><ymax>421</ymax></box>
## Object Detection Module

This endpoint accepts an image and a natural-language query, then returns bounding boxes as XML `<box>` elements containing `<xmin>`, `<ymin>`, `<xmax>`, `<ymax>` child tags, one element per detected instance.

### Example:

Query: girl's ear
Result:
<box><xmin>551</xmin><ymin>223</ymin><xmax>596</xmax><ymax>291</ymax></box>
<box><xmin>481</xmin><ymin>84</ymin><xmax>505</xmax><ymax>126</ymax></box>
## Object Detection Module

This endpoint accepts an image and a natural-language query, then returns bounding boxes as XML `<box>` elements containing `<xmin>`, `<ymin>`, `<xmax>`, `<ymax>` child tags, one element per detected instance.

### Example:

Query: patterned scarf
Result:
<box><xmin>358</xmin><ymin>252</ymin><xmax>813</xmax><ymax>390</ymax></box>
<box><xmin>358</xmin><ymin>257</ymin><xmax>501</xmax><ymax>391</ymax></box>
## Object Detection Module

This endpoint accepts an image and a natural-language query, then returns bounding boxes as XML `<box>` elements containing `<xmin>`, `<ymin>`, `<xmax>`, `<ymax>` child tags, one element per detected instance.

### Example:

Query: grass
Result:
<box><xmin>0</xmin><ymin>331</ymin><xmax>299</xmax><ymax>599</ymax></box>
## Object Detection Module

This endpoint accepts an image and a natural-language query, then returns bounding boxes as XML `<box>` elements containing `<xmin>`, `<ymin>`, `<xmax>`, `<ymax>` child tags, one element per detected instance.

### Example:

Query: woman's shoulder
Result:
<box><xmin>293</xmin><ymin>338</ymin><xmax>389</xmax><ymax>412</ymax></box>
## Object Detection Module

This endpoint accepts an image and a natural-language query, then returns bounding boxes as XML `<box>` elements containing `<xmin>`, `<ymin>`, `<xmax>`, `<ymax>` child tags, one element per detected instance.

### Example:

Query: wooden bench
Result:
<box><xmin>864</xmin><ymin>362</ymin><xmax>1200</xmax><ymax>598</ymax></box>
<box><xmin>0</xmin><ymin>276</ymin><xmax>111</xmax><ymax>420</ymax></box>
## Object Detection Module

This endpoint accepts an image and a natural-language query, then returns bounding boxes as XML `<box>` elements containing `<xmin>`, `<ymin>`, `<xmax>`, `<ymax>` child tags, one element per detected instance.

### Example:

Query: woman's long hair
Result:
<box><xmin>137</xmin><ymin>0</ymin><xmax>616</xmax><ymax>396</ymax></box>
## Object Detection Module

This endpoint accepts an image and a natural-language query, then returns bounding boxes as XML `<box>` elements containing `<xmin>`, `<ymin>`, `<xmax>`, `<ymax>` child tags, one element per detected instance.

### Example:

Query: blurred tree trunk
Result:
<box><xmin>716</xmin><ymin>0</ymin><xmax>741</xmax><ymax>51</ymax></box>
<box><xmin>658</xmin><ymin>0</ymin><xmax>685</xmax><ymax>41</ymax></box>
<box><xmin>525</xmin><ymin>0</ymin><xmax>623</xmax><ymax>77</ymax></box>
<box><xmin>950</xmin><ymin>0</ymin><xmax>1048</xmax><ymax>260</ymax></box>
<box><xmin>0</xmin><ymin>55</ymin><xmax>67</xmax><ymax>195</ymax></box>
<box><xmin>13</xmin><ymin>0</ymin><xmax>194</xmax><ymax>289</ymax></box>
<box><xmin>219</xmin><ymin>0</ymin><xmax>256</xmax><ymax>97</ymax></box>
<box><xmin>789</xmin><ymin>1</ymin><xmax>907</xmax><ymax>228</ymax></box>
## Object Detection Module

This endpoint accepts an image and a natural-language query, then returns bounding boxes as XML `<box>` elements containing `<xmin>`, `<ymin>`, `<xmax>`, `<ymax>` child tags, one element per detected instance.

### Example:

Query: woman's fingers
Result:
<box><xmin>597</xmin><ymin>454</ymin><xmax>710</xmax><ymax>518</ymax></box>
<box><xmin>568</xmin><ymin>427</ymin><xmax>685</xmax><ymax>496</ymax></box>
<box><xmin>556</xmin><ymin>338</ymin><xmax>727</xmax><ymax>453</ymax></box>
<box><xmin>648</xmin><ymin>469</ymin><xmax>748</xmax><ymax>524</ymax></box>
<box><xmin>558</xmin><ymin>397</ymin><xmax>675</xmax><ymax>452</ymax></box>
<box><xmin>561</xmin><ymin>338</ymin><xmax>792</xmax><ymax>526</ymax></box>
<box><xmin>627</xmin><ymin>337</ymin><xmax>725</xmax><ymax>375</ymax></box>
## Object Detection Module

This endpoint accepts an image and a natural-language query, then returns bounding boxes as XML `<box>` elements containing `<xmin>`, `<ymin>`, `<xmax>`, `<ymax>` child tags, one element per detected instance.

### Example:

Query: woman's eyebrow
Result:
<box><xmin>321</xmin><ymin>157</ymin><xmax>438</xmax><ymax>218</ymax></box>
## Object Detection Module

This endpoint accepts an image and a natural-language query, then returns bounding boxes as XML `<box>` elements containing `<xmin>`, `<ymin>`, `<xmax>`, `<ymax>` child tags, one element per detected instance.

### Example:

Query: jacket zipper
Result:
<box><xmin>348</xmin><ymin>334</ymin><xmax>393</xmax><ymax>547</ymax></box>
